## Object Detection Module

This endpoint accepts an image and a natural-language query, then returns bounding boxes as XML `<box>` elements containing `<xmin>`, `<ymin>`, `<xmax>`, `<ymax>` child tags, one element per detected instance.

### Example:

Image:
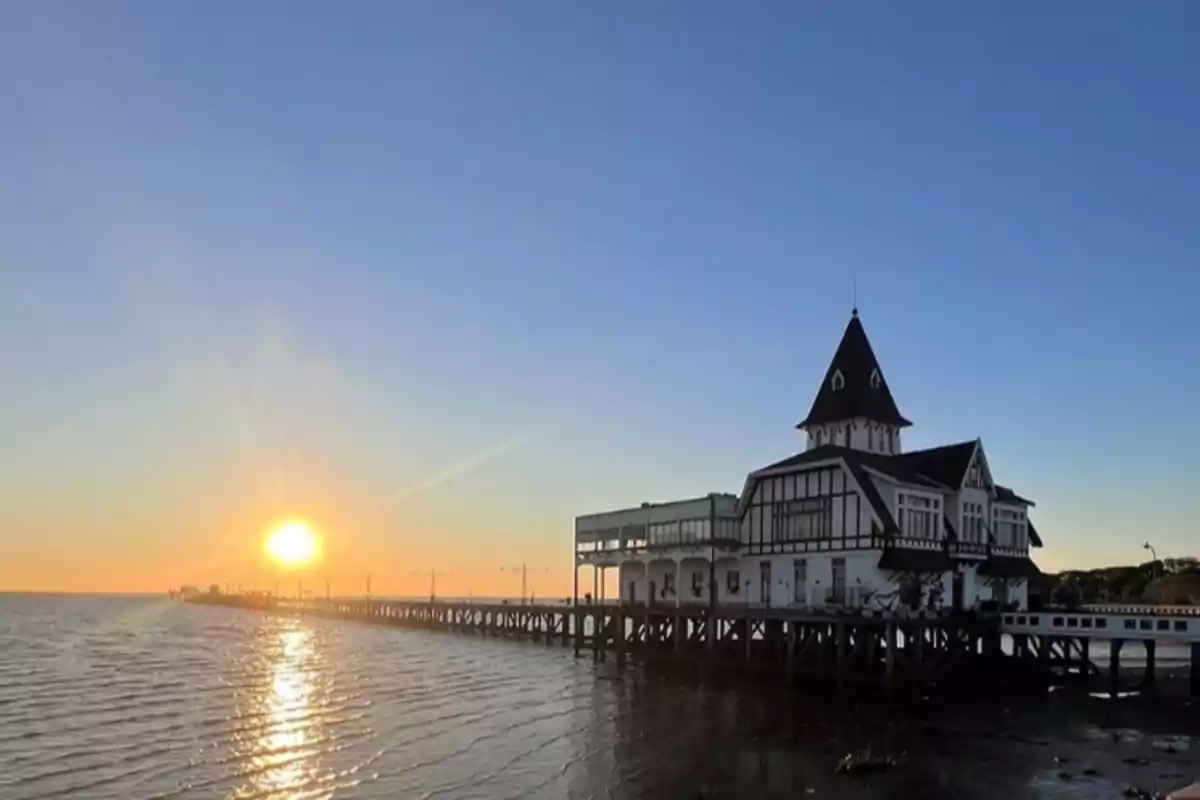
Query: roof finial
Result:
<box><xmin>852</xmin><ymin>274</ymin><xmax>858</xmax><ymax>317</ymax></box>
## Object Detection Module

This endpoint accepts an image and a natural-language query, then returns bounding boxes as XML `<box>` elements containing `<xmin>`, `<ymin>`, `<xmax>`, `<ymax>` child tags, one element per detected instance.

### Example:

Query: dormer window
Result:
<box><xmin>869</xmin><ymin>368</ymin><xmax>882</xmax><ymax>389</ymax></box>
<box><xmin>831</xmin><ymin>370</ymin><xmax>845</xmax><ymax>391</ymax></box>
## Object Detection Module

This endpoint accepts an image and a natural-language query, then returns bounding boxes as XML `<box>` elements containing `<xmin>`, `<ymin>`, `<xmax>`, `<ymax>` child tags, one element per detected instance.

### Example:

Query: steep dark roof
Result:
<box><xmin>943</xmin><ymin>514</ymin><xmax>958</xmax><ymax>542</ymax></box>
<box><xmin>994</xmin><ymin>485</ymin><xmax>1035</xmax><ymax>506</ymax></box>
<box><xmin>843</xmin><ymin>458</ymin><xmax>900</xmax><ymax>535</ymax></box>
<box><xmin>892</xmin><ymin>441</ymin><xmax>977</xmax><ymax>489</ymax></box>
<box><xmin>797</xmin><ymin>311</ymin><xmax>912</xmax><ymax>429</ymax></box>
<box><xmin>757</xmin><ymin>444</ymin><xmax>853</xmax><ymax>473</ymax></box>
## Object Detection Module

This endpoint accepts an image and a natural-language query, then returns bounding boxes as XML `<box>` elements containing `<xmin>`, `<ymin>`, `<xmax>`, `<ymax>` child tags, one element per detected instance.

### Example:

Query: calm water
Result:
<box><xmin>1</xmin><ymin>596</ymin><xmax>1197</xmax><ymax>799</ymax></box>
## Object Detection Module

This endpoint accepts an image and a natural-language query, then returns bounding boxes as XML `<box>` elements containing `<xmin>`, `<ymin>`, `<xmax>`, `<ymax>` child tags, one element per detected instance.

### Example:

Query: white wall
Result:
<box><xmin>618</xmin><ymin>562</ymin><xmax>645</xmax><ymax>603</ymax></box>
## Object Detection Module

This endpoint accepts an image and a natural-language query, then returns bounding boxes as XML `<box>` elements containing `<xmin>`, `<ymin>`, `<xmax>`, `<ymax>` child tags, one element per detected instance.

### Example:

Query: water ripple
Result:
<box><xmin>3</xmin><ymin>596</ymin><xmax>1200</xmax><ymax>799</ymax></box>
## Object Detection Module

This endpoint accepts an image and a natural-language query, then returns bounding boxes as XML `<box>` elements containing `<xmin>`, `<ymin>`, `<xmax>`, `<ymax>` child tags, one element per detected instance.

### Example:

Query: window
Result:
<box><xmin>898</xmin><ymin>494</ymin><xmax>937</xmax><ymax>539</ymax></box>
<box><xmin>793</xmin><ymin>559</ymin><xmax>807</xmax><ymax>604</ymax></box>
<box><xmin>662</xmin><ymin>571</ymin><xmax>676</xmax><ymax>597</ymax></box>
<box><xmin>831</xmin><ymin>369</ymin><xmax>845</xmax><ymax>391</ymax></box>
<box><xmin>830</xmin><ymin>557</ymin><xmax>846</xmax><ymax>604</ymax></box>
<box><xmin>648</xmin><ymin>521</ymin><xmax>681</xmax><ymax>547</ymax></box>
<box><xmin>678</xmin><ymin>518</ymin><xmax>710</xmax><ymax>544</ymax></box>
<box><xmin>726</xmin><ymin>570</ymin><xmax>741</xmax><ymax>595</ymax></box>
<box><xmin>962</xmin><ymin>502</ymin><xmax>984</xmax><ymax>543</ymax></box>
<box><xmin>691</xmin><ymin>570</ymin><xmax>704</xmax><ymax>598</ymax></box>
<box><xmin>870</xmin><ymin>368</ymin><xmax>882</xmax><ymax>389</ymax></box>
<box><xmin>774</xmin><ymin>497</ymin><xmax>833</xmax><ymax>541</ymax></box>
<box><xmin>965</xmin><ymin>458</ymin><xmax>986</xmax><ymax>489</ymax></box>
<box><xmin>992</xmin><ymin>508</ymin><xmax>1025</xmax><ymax>548</ymax></box>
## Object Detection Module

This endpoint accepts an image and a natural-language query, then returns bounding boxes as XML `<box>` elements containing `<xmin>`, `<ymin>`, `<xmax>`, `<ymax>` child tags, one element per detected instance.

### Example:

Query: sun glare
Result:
<box><xmin>265</xmin><ymin>520</ymin><xmax>320</xmax><ymax>567</ymax></box>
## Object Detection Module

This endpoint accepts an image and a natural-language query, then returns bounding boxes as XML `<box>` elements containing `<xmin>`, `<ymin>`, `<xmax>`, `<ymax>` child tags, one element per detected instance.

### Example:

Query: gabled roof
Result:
<box><xmin>797</xmin><ymin>311</ymin><xmax>912</xmax><ymax>429</ymax></box>
<box><xmin>995</xmin><ymin>485</ymin><xmax>1035</xmax><ymax>506</ymax></box>
<box><xmin>745</xmin><ymin>445</ymin><xmax>900</xmax><ymax>534</ymax></box>
<box><xmin>756</xmin><ymin>444</ymin><xmax>853</xmax><ymax>473</ymax></box>
<box><xmin>891</xmin><ymin>440</ymin><xmax>978</xmax><ymax>489</ymax></box>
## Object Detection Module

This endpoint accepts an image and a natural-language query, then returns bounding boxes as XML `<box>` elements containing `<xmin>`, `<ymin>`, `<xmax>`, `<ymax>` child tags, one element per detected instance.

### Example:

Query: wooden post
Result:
<box><xmin>786</xmin><ymin>622</ymin><xmax>796</xmax><ymax>679</ymax></box>
<box><xmin>1038</xmin><ymin>635</ymin><xmax>1050</xmax><ymax>685</ymax></box>
<box><xmin>574</xmin><ymin>607</ymin><xmax>583</xmax><ymax>656</ymax></box>
<box><xmin>1143</xmin><ymin>640</ymin><xmax>1156</xmax><ymax>689</ymax></box>
<box><xmin>1190</xmin><ymin>643</ymin><xmax>1200</xmax><ymax>699</ymax></box>
<box><xmin>836</xmin><ymin>621</ymin><xmax>848</xmax><ymax>690</ymax></box>
<box><xmin>1110</xmin><ymin>639</ymin><xmax>1123</xmax><ymax>692</ymax></box>
<box><xmin>674</xmin><ymin>612</ymin><xmax>684</xmax><ymax>656</ymax></box>
<box><xmin>744</xmin><ymin>618</ymin><xmax>753</xmax><ymax>662</ymax></box>
<box><xmin>707</xmin><ymin>610</ymin><xmax>716</xmax><ymax>662</ymax></box>
<box><xmin>885</xmin><ymin>621</ymin><xmax>897</xmax><ymax>696</ymax></box>
<box><xmin>1079</xmin><ymin>637</ymin><xmax>1090</xmax><ymax>682</ymax></box>
<box><xmin>615</xmin><ymin>609</ymin><xmax>625</xmax><ymax>668</ymax></box>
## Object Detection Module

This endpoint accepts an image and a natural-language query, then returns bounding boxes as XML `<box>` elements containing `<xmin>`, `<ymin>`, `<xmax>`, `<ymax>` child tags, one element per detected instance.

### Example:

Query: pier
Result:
<box><xmin>177</xmin><ymin>593</ymin><xmax>1187</xmax><ymax>699</ymax></box>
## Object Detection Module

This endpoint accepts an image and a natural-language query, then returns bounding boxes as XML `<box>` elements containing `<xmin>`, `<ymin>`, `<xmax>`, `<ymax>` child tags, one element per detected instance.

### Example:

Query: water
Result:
<box><xmin>1</xmin><ymin>596</ymin><xmax>1198</xmax><ymax>799</ymax></box>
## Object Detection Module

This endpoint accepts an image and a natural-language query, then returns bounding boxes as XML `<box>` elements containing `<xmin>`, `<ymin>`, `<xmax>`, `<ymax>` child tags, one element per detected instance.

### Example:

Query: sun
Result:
<box><xmin>264</xmin><ymin>520</ymin><xmax>321</xmax><ymax>567</ymax></box>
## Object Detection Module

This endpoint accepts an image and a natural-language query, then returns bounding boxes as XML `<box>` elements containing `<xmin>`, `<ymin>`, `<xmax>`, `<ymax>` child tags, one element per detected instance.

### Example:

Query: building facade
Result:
<box><xmin>573</xmin><ymin>310</ymin><xmax>1042</xmax><ymax>613</ymax></box>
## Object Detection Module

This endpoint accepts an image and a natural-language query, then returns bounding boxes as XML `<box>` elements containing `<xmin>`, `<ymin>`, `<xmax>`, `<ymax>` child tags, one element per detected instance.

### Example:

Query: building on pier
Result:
<box><xmin>574</xmin><ymin>309</ymin><xmax>1043</xmax><ymax>613</ymax></box>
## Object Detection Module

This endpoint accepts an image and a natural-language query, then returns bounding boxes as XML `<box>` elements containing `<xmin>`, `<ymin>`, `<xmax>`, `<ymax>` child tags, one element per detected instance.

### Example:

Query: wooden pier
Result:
<box><xmin>187</xmin><ymin>594</ymin><xmax>1041</xmax><ymax>696</ymax></box>
<box><xmin>187</xmin><ymin>595</ymin><xmax>1200</xmax><ymax>697</ymax></box>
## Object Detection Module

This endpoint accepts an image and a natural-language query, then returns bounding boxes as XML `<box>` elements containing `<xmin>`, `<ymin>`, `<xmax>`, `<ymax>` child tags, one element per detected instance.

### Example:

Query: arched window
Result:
<box><xmin>831</xmin><ymin>370</ymin><xmax>845</xmax><ymax>391</ymax></box>
<box><xmin>870</xmin><ymin>368</ymin><xmax>882</xmax><ymax>389</ymax></box>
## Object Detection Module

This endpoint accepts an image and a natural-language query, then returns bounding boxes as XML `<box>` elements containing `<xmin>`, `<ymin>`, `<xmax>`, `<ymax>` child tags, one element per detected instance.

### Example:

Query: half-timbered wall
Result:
<box><xmin>740</xmin><ymin>465</ymin><xmax>876</xmax><ymax>556</ymax></box>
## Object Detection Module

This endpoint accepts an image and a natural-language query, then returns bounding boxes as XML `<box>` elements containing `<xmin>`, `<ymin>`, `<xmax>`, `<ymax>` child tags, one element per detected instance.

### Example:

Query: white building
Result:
<box><xmin>574</xmin><ymin>310</ymin><xmax>1042</xmax><ymax>613</ymax></box>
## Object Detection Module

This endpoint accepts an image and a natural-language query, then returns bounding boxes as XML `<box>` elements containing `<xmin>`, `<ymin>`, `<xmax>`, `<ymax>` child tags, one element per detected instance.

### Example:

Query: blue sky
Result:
<box><xmin>2</xmin><ymin>2</ymin><xmax>1198</xmax><ymax>588</ymax></box>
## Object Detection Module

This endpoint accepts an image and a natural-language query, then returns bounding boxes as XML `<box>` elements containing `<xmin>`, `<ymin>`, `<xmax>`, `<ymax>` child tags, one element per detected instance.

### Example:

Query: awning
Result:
<box><xmin>878</xmin><ymin>548</ymin><xmax>954</xmax><ymax>573</ymax></box>
<box><xmin>977</xmin><ymin>556</ymin><xmax>1041</xmax><ymax>579</ymax></box>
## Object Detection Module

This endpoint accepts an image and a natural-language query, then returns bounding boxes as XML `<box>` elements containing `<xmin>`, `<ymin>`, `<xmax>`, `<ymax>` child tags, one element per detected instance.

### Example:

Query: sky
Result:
<box><xmin>2</xmin><ymin>2</ymin><xmax>1198</xmax><ymax>594</ymax></box>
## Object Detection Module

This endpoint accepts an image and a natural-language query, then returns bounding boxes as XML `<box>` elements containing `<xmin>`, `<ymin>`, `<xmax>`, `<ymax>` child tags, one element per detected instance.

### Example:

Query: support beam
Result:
<box><xmin>786</xmin><ymin>622</ymin><xmax>796</xmax><ymax>679</ymax></box>
<box><xmin>1143</xmin><ymin>640</ymin><xmax>1156</xmax><ymax>690</ymax></box>
<box><xmin>836</xmin><ymin>622</ymin><xmax>848</xmax><ymax>690</ymax></box>
<box><xmin>885</xmin><ymin>621</ymin><xmax>897</xmax><ymax>696</ymax></box>
<box><xmin>1191</xmin><ymin>643</ymin><xmax>1200</xmax><ymax>699</ymax></box>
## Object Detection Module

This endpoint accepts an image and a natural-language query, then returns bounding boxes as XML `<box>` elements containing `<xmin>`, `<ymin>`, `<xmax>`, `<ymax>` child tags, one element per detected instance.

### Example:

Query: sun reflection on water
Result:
<box><xmin>235</xmin><ymin>624</ymin><xmax>324</xmax><ymax>798</ymax></box>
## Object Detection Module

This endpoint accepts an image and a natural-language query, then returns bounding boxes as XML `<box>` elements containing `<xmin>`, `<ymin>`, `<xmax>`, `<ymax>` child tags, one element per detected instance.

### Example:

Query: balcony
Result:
<box><xmin>575</xmin><ymin>536</ymin><xmax>742</xmax><ymax>565</ymax></box>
